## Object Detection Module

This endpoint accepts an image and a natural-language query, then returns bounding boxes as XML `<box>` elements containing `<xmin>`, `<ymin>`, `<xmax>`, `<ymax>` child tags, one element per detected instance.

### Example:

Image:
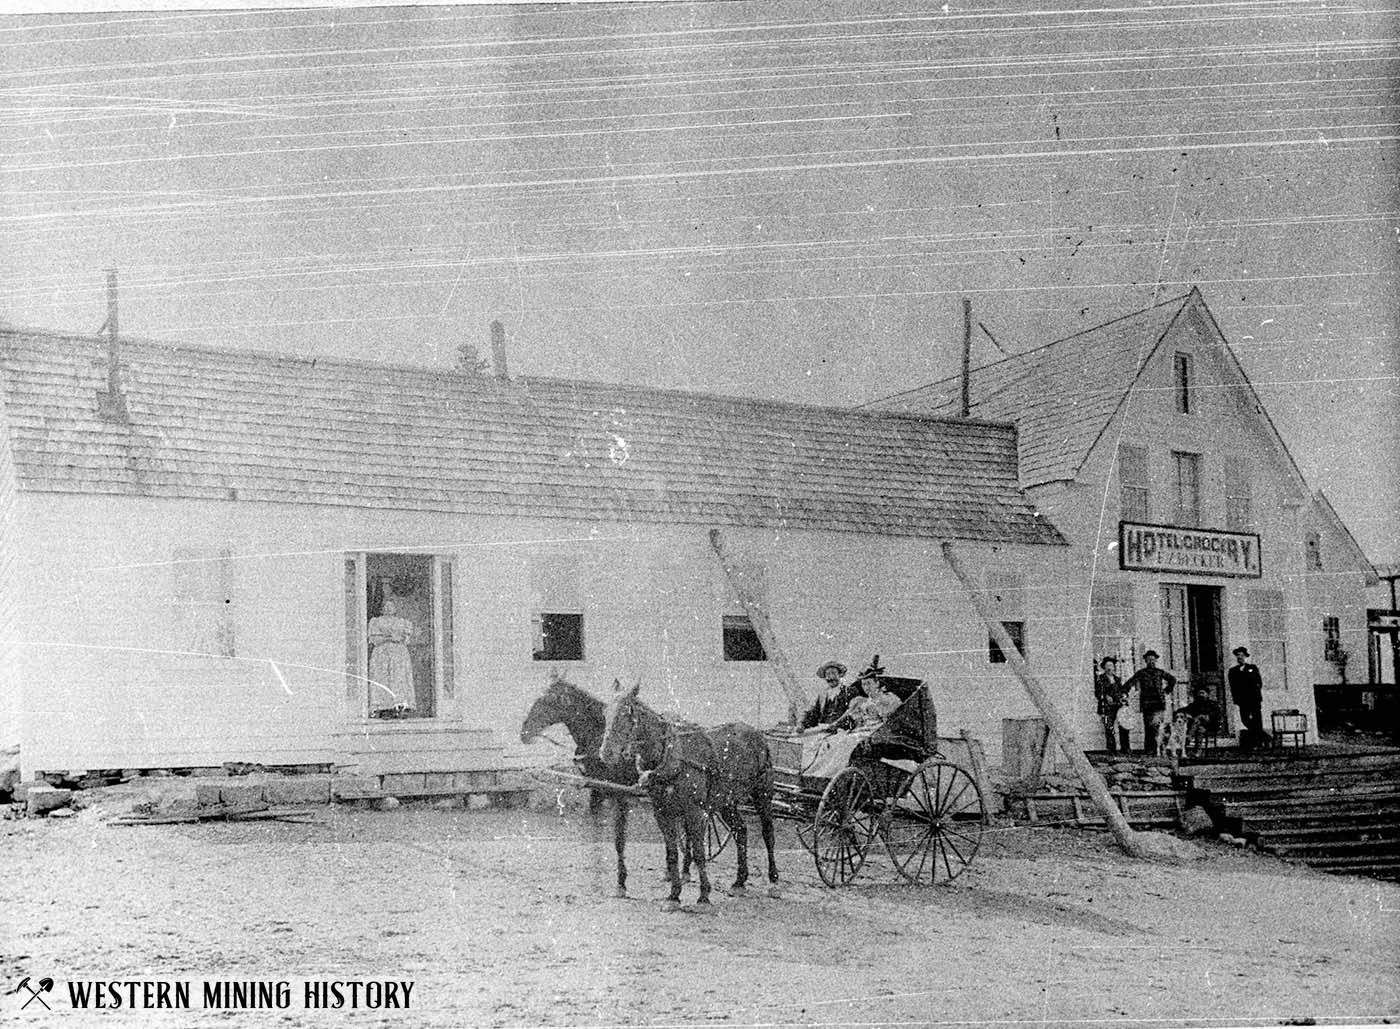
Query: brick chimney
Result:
<box><xmin>97</xmin><ymin>268</ymin><xmax>130</xmax><ymax>422</ymax></box>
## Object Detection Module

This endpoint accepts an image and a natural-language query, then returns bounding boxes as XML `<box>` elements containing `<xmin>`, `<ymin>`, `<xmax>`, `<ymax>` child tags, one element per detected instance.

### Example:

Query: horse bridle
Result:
<box><xmin>615</xmin><ymin>701</ymin><xmax>709</xmax><ymax>788</ymax></box>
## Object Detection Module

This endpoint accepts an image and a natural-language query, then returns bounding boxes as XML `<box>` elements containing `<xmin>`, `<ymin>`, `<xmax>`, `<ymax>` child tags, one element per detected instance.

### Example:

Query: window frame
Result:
<box><xmin>1305</xmin><ymin>531</ymin><xmax>1323</xmax><ymax>571</ymax></box>
<box><xmin>721</xmin><ymin>614</ymin><xmax>768</xmax><ymax>662</ymax></box>
<box><xmin>346</xmin><ymin>552</ymin><xmax>452</xmax><ymax>720</ymax></box>
<box><xmin>1118</xmin><ymin>444</ymin><xmax>1150</xmax><ymax>523</ymax></box>
<box><xmin>1323</xmin><ymin>615</ymin><xmax>1341</xmax><ymax>662</ymax></box>
<box><xmin>1172</xmin><ymin>450</ymin><xmax>1202</xmax><ymax>527</ymax></box>
<box><xmin>1174</xmin><ymin>351</ymin><xmax>1194</xmax><ymax>414</ymax></box>
<box><xmin>1224</xmin><ymin>455</ymin><xmax>1252</xmax><ymax>531</ymax></box>
<box><xmin>988</xmin><ymin>621</ymin><xmax>1026</xmax><ymax>664</ymax></box>
<box><xmin>532</xmin><ymin>611</ymin><xmax>586</xmax><ymax>663</ymax></box>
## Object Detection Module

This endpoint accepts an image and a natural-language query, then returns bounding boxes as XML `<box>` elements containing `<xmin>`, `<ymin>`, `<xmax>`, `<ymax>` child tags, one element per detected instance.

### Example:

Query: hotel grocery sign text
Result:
<box><xmin>1119</xmin><ymin>522</ymin><xmax>1263</xmax><ymax>578</ymax></box>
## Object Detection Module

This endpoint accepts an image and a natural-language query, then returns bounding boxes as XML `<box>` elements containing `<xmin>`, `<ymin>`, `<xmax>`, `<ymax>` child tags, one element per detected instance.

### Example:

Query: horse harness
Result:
<box><xmin>635</xmin><ymin>719</ymin><xmax>718</xmax><ymax>805</ymax></box>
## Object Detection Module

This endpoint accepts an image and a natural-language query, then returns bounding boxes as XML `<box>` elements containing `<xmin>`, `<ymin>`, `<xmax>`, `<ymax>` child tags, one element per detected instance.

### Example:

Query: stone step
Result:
<box><xmin>1181</xmin><ymin>749</ymin><xmax>1400</xmax><ymax>778</ymax></box>
<box><xmin>1197</xmin><ymin>780</ymin><xmax>1400</xmax><ymax>803</ymax></box>
<box><xmin>1220</xmin><ymin>791</ymin><xmax>1400</xmax><ymax>816</ymax></box>
<box><xmin>1251</xmin><ymin>820</ymin><xmax>1400</xmax><ymax>844</ymax></box>
<box><xmin>1262</xmin><ymin>836</ymin><xmax>1400</xmax><ymax>859</ymax></box>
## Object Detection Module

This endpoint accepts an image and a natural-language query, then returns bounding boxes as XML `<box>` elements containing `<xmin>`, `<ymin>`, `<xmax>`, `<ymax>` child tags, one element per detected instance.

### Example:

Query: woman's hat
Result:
<box><xmin>816</xmin><ymin>661</ymin><xmax>847</xmax><ymax>679</ymax></box>
<box><xmin>1232</xmin><ymin>646</ymin><xmax>1250</xmax><ymax>657</ymax></box>
<box><xmin>1099</xmin><ymin>656</ymin><xmax>1118</xmax><ymax>668</ymax></box>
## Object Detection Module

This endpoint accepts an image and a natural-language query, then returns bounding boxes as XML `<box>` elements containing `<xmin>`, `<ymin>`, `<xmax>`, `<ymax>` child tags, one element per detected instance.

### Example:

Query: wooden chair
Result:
<box><xmin>1270</xmin><ymin>709</ymin><xmax>1308</xmax><ymax>749</ymax></box>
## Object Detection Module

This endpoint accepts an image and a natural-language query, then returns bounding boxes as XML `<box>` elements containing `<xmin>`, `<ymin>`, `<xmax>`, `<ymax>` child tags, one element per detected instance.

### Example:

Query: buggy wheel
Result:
<box><xmin>812</xmin><ymin>767</ymin><xmax>877</xmax><ymax>887</ymax></box>
<box><xmin>705</xmin><ymin>808</ymin><xmax>732</xmax><ymax>861</ymax></box>
<box><xmin>886</xmin><ymin>760</ymin><xmax>985</xmax><ymax>885</ymax></box>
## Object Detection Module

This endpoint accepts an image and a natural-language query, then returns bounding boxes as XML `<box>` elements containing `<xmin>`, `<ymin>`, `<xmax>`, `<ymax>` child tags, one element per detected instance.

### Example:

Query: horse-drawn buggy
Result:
<box><xmin>766</xmin><ymin>666</ymin><xmax>989</xmax><ymax>887</ymax></box>
<box><xmin>521</xmin><ymin>659</ymin><xmax>986</xmax><ymax>907</ymax></box>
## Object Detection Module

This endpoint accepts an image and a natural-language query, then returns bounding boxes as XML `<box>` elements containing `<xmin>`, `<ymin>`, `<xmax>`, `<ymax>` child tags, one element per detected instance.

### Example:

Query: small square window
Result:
<box><xmin>533</xmin><ymin>612</ymin><xmax>584</xmax><ymax>661</ymax></box>
<box><xmin>722</xmin><ymin>614</ymin><xmax>767</xmax><ymax>662</ymax></box>
<box><xmin>989</xmin><ymin>621</ymin><xmax>1026</xmax><ymax>663</ymax></box>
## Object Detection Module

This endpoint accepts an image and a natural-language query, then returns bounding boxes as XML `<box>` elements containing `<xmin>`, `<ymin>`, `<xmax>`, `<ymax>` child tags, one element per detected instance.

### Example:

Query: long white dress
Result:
<box><xmin>368</xmin><ymin>614</ymin><xmax>416</xmax><ymax>712</ymax></box>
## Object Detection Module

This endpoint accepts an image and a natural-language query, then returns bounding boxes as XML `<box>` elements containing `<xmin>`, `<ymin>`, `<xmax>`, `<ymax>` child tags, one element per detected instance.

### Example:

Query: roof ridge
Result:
<box><xmin>0</xmin><ymin>323</ymin><xmax>1015</xmax><ymax>431</ymax></box>
<box><xmin>863</xmin><ymin>289</ymin><xmax>1195</xmax><ymax>405</ymax></box>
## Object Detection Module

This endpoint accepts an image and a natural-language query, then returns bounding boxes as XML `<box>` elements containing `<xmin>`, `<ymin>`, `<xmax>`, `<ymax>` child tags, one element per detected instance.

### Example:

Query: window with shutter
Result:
<box><xmin>1118</xmin><ymin>444</ymin><xmax>1149</xmax><ymax>523</ymax></box>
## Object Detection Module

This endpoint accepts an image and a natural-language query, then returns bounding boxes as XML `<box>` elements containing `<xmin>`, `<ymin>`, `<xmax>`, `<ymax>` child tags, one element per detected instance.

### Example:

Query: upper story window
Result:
<box><xmin>1174</xmin><ymin>352</ymin><xmax>1194</xmax><ymax>414</ymax></box>
<box><xmin>1224</xmin><ymin>455</ymin><xmax>1252</xmax><ymax>531</ymax></box>
<box><xmin>1118</xmin><ymin>444</ymin><xmax>1150</xmax><ymax>523</ymax></box>
<box><xmin>1172</xmin><ymin>451</ymin><xmax>1202</xmax><ymax>527</ymax></box>
<box><xmin>1304</xmin><ymin>531</ymin><xmax>1323</xmax><ymax>571</ymax></box>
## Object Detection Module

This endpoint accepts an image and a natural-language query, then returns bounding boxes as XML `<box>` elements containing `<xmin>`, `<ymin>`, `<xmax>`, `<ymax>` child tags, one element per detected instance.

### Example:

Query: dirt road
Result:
<box><xmin>2</xmin><ymin>793</ymin><xmax>1397</xmax><ymax>1028</ymax></box>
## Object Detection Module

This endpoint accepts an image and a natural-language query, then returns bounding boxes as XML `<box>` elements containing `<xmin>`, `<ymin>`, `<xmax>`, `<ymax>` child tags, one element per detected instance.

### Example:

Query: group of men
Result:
<box><xmin>1094</xmin><ymin>646</ymin><xmax>1267</xmax><ymax>755</ymax></box>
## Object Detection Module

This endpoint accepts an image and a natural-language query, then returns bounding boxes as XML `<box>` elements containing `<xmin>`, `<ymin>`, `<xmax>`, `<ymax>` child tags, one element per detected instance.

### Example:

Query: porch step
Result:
<box><xmin>1220</xmin><ymin>794</ymin><xmax>1400</xmax><ymax>821</ymax></box>
<box><xmin>1181</xmin><ymin>749</ymin><xmax>1400</xmax><ymax>778</ymax></box>
<box><xmin>1188</xmin><ymin>745</ymin><xmax>1400</xmax><ymax>881</ymax></box>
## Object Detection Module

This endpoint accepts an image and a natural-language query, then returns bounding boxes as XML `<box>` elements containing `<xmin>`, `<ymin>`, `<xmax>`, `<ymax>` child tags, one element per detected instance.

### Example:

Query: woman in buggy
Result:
<box><xmin>796</xmin><ymin>658</ymin><xmax>911</xmax><ymax>778</ymax></box>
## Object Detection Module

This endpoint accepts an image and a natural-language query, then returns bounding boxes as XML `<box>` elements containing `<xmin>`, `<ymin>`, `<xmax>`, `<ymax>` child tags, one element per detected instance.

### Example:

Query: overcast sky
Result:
<box><xmin>1</xmin><ymin>1</ymin><xmax>1396</xmax><ymax>560</ymax></box>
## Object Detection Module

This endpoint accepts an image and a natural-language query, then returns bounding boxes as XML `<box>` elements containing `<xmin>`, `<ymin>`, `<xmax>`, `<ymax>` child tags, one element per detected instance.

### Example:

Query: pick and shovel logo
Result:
<box><xmin>13</xmin><ymin>977</ymin><xmax>55</xmax><ymax>1011</ymax></box>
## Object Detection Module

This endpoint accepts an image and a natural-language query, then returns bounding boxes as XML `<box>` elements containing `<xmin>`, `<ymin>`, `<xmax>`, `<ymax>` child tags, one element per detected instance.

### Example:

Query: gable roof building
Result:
<box><xmin>868</xmin><ymin>288</ymin><xmax>1376</xmax><ymax>749</ymax></box>
<box><xmin>0</xmin><ymin>323</ymin><xmax>1074</xmax><ymax>780</ymax></box>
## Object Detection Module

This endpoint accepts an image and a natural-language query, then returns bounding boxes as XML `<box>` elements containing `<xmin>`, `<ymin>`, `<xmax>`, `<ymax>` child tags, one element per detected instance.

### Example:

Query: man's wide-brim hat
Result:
<box><xmin>816</xmin><ymin>661</ymin><xmax>847</xmax><ymax>679</ymax></box>
<box><xmin>1233</xmin><ymin>646</ymin><xmax>1250</xmax><ymax>657</ymax></box>
<box><xmin>1142</xmin><ymin>649</ymin><xmax>1160</xmax><ymax>659</ymax></box>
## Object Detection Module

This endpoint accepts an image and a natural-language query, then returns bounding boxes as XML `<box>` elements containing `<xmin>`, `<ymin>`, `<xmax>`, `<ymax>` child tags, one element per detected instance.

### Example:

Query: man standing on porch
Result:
<box><xmin>1228</xmin><ymin>646</ymin><xmax>1266</xmax><ymax>750</ymax></box>
<box><xmin>1094</xmin><ymin>657</ymin><xmax>1129</xmax><ymax>752</ymax></box>
<box><xmin>1123</xmin><ymin>650</ymin><xmax>1177</xmax><ymax>756</ymax></box>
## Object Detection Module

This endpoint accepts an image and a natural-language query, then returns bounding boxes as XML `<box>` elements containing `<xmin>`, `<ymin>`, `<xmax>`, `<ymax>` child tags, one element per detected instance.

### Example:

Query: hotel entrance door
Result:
<box><xmin>1161</xmin><ymin>584</ymin><xmax>1228</xmax><ymax>732</ymax></box>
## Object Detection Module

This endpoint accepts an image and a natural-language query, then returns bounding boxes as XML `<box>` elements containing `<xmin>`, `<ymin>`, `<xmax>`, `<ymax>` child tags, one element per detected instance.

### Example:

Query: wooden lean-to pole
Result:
<box><xmin>709</xmin><ymin>528</ymin><xmax>809</xmax><ymax>723</ymax></box>
<box><xmin>941</xmin><ymin>541</ymin><xmax>1146</xmax><ymax>858</ymax></box>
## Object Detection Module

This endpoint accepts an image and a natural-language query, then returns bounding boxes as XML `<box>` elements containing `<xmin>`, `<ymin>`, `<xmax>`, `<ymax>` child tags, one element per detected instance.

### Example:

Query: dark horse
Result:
<box><xmin>520</xmin><ymin>673</ymin><xmax>699</xmax><ymax>898</ymax></box>
<box><xmin>599</xmin><ymin>681</ymin><xmax>779</xmax><ymax>909</ymax></box>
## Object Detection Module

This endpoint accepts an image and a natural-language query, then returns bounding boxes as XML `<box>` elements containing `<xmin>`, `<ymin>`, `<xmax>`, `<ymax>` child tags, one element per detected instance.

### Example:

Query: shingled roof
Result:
<box><xmin>870</xmin><ymin>291</ymin><xmax>1198</xmax><ymax>487</ymax></box>
<box><xmin>0</xmin><ymin>327</ymin><xmax>1065</xmax><ymax>546</ymax></box>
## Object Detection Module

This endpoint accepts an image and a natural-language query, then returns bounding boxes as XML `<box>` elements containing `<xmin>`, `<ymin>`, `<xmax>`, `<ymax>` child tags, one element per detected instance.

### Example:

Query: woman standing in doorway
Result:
<box><xmin>368</xmin><ymin>598</ymin><xmax>416</xmax><ymax>717</ymax></box>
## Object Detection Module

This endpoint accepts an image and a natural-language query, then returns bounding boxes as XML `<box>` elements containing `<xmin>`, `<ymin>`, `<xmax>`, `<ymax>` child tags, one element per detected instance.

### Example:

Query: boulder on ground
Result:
<box><xmin>26</xmin><ymin>784</ymin><xmax>73</xmax><ymax>817</ymax></box>
<box><xmin>0</xmin><ymin>744</ymin><xmax>19</xmax><ymax>798</ymax></box>
<box><xmin>1181</xmin><ymin>805</ymin><xmax>1217</xmax><ymax>836</ymax></box>
<box><xmin>1133</xmin><ymin>830</ymin><xmax>1207</xmax><ymax>863</ymax></box>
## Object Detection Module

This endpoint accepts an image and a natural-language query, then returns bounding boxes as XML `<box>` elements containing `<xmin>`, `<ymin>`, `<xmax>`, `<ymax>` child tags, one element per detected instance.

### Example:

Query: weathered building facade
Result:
<box><xmin>873</xmin><ymin>289</ymin><xmax>1376</xmax><ymax>746</ymax></box>
<box><xmin>0</xmin><ymin>325</ymin><xmax>1082</xmax><ymax>780</ymax></box>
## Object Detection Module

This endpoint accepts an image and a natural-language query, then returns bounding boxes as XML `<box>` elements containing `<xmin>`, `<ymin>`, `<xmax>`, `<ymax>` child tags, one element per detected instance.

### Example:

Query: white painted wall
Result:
<box><xmin>10</xmin><ymin>493</ymin><xmax>1081</xmax><ymax>776</ymax></box>
<box><xmin>1025</xmin><ymin>302</ymin><xmax>1361</xmax><ymax>741</ymax></box>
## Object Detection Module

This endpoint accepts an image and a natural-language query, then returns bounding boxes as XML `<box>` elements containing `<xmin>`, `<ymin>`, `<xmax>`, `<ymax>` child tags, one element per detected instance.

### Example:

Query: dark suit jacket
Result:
<box><xmin>801</xmin><ymin>682</ymin><xmax>864</xmax><ymax>729</ymax></box>
<box><xmin>1228</xmin><ymin>662</ymin><xmax>1264</xmax><ymax>708</ymax></box>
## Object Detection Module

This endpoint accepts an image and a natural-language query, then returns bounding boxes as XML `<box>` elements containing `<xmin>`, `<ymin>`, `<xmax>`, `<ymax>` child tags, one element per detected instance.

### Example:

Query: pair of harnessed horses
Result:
<box><xmin>521</xmin><ymin>674</ymin><xmax>778</xmax><ymax>908</ymax></box>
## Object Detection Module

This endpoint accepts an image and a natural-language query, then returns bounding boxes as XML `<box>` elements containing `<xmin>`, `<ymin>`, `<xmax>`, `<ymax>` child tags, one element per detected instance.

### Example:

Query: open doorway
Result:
<box><xmin>365</xmin><ymin>553</ymin><xmax>436</xmax><ymax>719</ymax></box>
<box><xmin>1161</xmin><ymin>584</ymin><xmax>1228</xmax><ymax>732</ymax></box>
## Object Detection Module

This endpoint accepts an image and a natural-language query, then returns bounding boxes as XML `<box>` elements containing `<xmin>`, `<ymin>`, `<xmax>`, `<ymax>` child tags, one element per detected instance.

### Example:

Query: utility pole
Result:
<box><xmin>941</xmin><ymin>541</ymin><xmax>1147</xmax><ymax>858</ymax></box>
<box><xmin>960</xmin><ymin>297</ymin><xmax>972</xmax><ymax>418</ymax></box>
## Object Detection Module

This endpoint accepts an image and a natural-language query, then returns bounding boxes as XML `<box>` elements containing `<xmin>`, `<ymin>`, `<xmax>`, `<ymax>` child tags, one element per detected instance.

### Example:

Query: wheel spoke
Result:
<box><xmin>939</xmin><ymin>778</ymin><xmax>972</xmax><ymax>816</ymax></box>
